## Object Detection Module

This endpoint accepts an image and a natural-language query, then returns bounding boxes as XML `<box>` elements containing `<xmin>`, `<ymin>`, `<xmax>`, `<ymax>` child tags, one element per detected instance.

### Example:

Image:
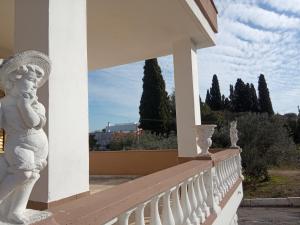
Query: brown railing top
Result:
<box><xmin>194</xmin><ymin>0</ymin><xmax>218</xmax><ymax>33</ymax></box>
<box><xmin>33</xmin><ymin>160</ymin><xmax>212</xmax><ymax>225</ymax></box>
<box><xmin>211</xmin><ymin>148</ymin><xmax>240</xmax><ymax>165</ymax></box>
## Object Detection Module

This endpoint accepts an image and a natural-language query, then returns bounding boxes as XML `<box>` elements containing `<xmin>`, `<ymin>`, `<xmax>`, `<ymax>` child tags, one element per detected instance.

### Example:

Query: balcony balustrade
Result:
<box><xmin>34</xmin><ymin>149</ymin><xmax>243</xmax><ymax>225</ymax></box>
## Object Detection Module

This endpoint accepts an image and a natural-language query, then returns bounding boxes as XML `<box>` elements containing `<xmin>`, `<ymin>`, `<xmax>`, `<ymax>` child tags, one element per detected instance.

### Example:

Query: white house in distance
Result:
<box><xmin>92</xmin><ymin>122</ymin><xmax>140</xmax><ymax>149</ymax></box>
<box><xmin>0</xmin><ymin>0</ymin><xmax>243</xmax><ymax>225</ymax></box>
<box><xmin>106</xmin><ymin>122</ymin><xmax>140</xmax><ymax>133</ymax></box>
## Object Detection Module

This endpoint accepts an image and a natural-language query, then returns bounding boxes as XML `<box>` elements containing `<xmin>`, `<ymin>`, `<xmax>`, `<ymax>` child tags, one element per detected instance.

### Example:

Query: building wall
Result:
<box><xmin>90</xmin><ymin>150</ymin><xmax>179</xmax><ymax>175</ymax></box>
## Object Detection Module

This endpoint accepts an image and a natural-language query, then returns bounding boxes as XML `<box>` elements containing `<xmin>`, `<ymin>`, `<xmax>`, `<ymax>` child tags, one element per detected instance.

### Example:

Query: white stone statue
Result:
<box><xmin>230</xmin><ymin>121</ymin><xmax>239</xmax><ymax>148</ymax></box>
<box><xmin>0</xmin><ymin>51</ymin><xmax>50</xmax><ymax>224</ymax></box>
<box><xmin>195</xmin><ymin>124</ymin><xmax>216</xmax><ymax>155</ymax></box>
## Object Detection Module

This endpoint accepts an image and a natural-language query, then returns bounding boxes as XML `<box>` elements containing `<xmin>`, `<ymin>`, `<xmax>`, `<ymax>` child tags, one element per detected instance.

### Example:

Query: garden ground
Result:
<box><xmin>244</xmin><ymin>169</ymin><xmax>300</xmax><ymax>198</ymax></box>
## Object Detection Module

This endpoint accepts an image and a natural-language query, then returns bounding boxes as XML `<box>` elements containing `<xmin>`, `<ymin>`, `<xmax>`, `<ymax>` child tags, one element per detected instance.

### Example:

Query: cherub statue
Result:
<box><xmin>230</xmin><ymin>121</ymin><xmax>239</xmax><ymax>148</ymax></box>
<box><xmin>0</xmin><ymin>51</ymin><xmax>50</xmax><ymax>224</ymax></box>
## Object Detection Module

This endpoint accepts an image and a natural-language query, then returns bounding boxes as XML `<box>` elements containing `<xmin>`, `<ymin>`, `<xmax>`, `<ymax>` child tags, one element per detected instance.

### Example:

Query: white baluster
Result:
<box><xmin>237</xmin><ymin>153</ymin><xmax>244</xmax><ymax>180</ymax></box>
<box><xmin>171</xmin><ymin>185</ymin><xmax>184</xmax><ymax>225</ymax></box>
<box><xmin>223</xmin><ymin>160</ymin><xmax>230</xmax><ymax>191</ymax></box>
<box><xmin>180</xmin><ymin>179</ymin><xmax>192</xmax><ymax>225</ymax></box>
<box><xmin>213</xmin><ymin>172</ymin><xmax>221</xmax><ymax>205</ymax></box>
<box><xmin>204</xmin><ymin>168</ymin><xmax>221</xmax><ymax>215</ymax></box>
<box><xmin>229</xmin><ymin>158</ymin><xmax>235</xmax><ymax>185</ymax></box>
<box><xmin>162</xmin><ymin>189</ymin><xmax>175</xmax><ymax>225</ymax></box>
<box><xmin>150</xmin><ymin>195</ymin><xmax>163</xmax><ymax>225</ymax></box>
<box><xmin>216</xmin><ymin>164</ymin><xmax>225</xmax><ymax>198</ymax></box>
<box><xmin>215</xmin><ymin>165</ymin><xmax>223</xmax><ymax>202</ymax></box>
<box><xmin>118</xmin><ymin>210</ymin><xmax>132</xmax><ymax>225</ymax></box>
<box><xmin>104</xmin><ymin>218</ymin><xmax>118</xmax><ymax>225</ymax></box>
<box><xmin>194</xmin><ymin>175</ymin><xmax>205</xmax><ymax>224</ymax></box>
<box><xmin>230</xmin><ymin>158</ymin><xmax>236</xmax><ymax>185</ymax></box>
<box><xmin>224</xmin><ymin>160</ymin><xmax>230</xmax><ymax>188</ymax></box>
<box><xmin>235</xmin><ymin>155</ymin><xmax>240</xmax><ymax>180</ymax></box>
<box><xmin>230</xmin><ymin>157</ymin><xmax>236</xmax><ymax>182</ymax></box>
<box><xmin>227</xmin><ymin>159</ymin><xmax>233</xmax><ymax>187</ymax></box>
<box><xmin>188</xmin><ymin>177</ymin><xmax>200</xmax><ymax>225</ymax></box>
<box><xmin>135</xmin><ymin>202</ymin><xmax>148</xmax><ymax>225</ymax></box>
<box><xmin>219</xmin><ymin>162</ymin><xmax>227</xmax><ymax>194</ymax></box>
<box><xmin>199</xmin><ymin>172</ymin><xmax>210</xmax><ymax>217</ymax></box>
<box><xmin>233</xmin><ymin>156</ymin><xmax>239</xmax><ymax>181</ymax></box>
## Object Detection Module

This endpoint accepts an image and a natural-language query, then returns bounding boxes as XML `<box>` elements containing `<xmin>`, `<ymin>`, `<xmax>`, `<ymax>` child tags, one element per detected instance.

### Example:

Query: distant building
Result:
<box><xmin>91</xmin><ymin>122</ymin><xmax>141</xmax><ymax>150</ymax></box>
<box><xmin>106</xmin><ymin>122</ymin><xmax>140</xmax><ymax>133</ymax></box>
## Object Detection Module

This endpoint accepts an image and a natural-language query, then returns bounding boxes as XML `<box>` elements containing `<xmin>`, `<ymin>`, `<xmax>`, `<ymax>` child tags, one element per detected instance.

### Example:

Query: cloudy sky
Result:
<box><xmin>88</xmin><ymin>0</ymin><xmax>300</xmax><ymax>131</ymax></box>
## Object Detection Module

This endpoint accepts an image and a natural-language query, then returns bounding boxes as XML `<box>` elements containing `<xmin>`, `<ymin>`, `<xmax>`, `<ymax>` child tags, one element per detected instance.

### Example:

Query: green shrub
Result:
<box><xmin>209</xmin><ymin>112</ymin><xmax>298</xmax><ymax>183</ymax></box>
<box><xmin>108</xmin><ymin>131</ymin><xmax>177</xmax><ymax>150</ymax></box>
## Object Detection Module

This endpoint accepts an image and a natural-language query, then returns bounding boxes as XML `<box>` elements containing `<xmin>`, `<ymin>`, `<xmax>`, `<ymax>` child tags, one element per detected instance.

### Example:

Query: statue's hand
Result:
<box><xmin>36</xmin><ymin>160</ymin><xmax>47</xmax><ymax>171</ymax></box>
<box><xmin>18</xmin><ymin>92</ymin><xmax>36</xmax><ymax>106</ymax></box>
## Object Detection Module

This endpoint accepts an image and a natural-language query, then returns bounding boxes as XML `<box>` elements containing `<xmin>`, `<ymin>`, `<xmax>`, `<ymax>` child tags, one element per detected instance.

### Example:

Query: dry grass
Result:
<box><xmin>244</xmin><ymin>169</ymin><xmax>300</xmax><ymax>198</ymax></box>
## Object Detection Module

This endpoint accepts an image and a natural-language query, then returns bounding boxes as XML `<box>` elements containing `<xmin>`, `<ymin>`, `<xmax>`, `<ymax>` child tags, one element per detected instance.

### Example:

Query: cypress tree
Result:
<box><xmin>250</xmin><ymin>84</ymin><xmax>259</xmax><ymax>112</ymax></box>
<box><xmin>258</xmin><ymin>74</ymin><xmax>274</xmax><ymax>115</ymax></box>
<box><xmin>139</xmin><ymin>59</ymin><xmax>170</xmax><ymax>135</ymax></box>
<box><xmin>228</xmin><ymin>84</ymin><xmax>235</xmax><ymax>111</ymax></box>
<box><xmin>205</xmin><ymin>90</ymin><xmax>211</xmax><ymax>107</ymax></box>
<box><xmin>169</xmin><ymin>90</ymin><xmax>177</xmax><ymax>133</ymax></box>
<box><xmin>229</xmin><ymin>85</ymin><xmax>234</xmax><ymax>102</ymax></box>
<box><xmin>209</xmin><ymin>74</ymin><xmax>222</xmax><ymax>110</ymax></box>
<box><xmin>244</xmin><ymin>83</ymin><xmax>252</xmax><ymax>111</ymax></box>
<box><xmin>221</xmin><ymin>94</ymin><xmax>226</xmax><ymax>110</ymax></box>
<box><xmin>232</xmin><ymin>78</ymin><xmax>247</xmax><ymax>112</ymax></box>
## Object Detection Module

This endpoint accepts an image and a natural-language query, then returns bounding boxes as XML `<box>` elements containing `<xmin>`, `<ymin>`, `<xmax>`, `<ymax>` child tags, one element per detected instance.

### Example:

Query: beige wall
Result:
<box><xmin>90</xmin><ymin>150</ymin><xmax>179</xmax><ymax>175</ymax></box>
<box><xmin>0</xmin><ymin>0</ymin><xmax>14</xmax><ymax>58</ymax></box>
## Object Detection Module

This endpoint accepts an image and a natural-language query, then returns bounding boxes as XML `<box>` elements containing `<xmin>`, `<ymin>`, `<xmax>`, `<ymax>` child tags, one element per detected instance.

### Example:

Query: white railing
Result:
<box><xmin>213</xmin><ymin>153</ymin><xmax>242</xmax><ymax>206</ymax></box>
<box><xmin>34</xmin><ymin>149</ymin><xmax>243</xmax><ymax>225</ymax></box>
<box><xmin>103</xmin><ymin>150</ymin><xmax>243</xmax><ymax>225</ymax></box>
<box><xmin>105</xmin><ymin>170</ymin><xmax>215</xmax><ymax>225</ymax></box>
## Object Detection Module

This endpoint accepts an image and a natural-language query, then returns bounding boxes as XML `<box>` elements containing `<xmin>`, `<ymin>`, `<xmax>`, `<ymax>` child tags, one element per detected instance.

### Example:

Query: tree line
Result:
<box><xmin>139</xmin><ymin>58</ymin><xmax>280</xmax><ymax>136</ymax></box>
<box><xmin>205</xmin><ymin>74</ymin><xmax>273</xmax><ymax>115</ymax></box>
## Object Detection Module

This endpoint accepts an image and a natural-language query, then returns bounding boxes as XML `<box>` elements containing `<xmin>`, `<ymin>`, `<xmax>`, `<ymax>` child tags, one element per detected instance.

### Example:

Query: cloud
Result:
<box><xmin>223</xmin><ymin>3</ymin><xmax>300</xmax><ymax>30</ymax></box>
<box><xmin>197</xmin><ymin>0</ymin><xmax>300</xmax><ymax>114</ymax></box>
<box><xmin>88</xmin><ymin>0</ymin><xmax>300</xmax><ymax>131</ymax></box>
<box><xmin>262</xmin><ymin>0</ymin><xmax>300</xmax><ymax>15</ymax></box>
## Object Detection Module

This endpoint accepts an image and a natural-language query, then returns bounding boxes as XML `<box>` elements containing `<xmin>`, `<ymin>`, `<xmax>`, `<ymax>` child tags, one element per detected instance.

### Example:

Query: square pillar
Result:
<box><xmin>173</xmin><ymin>39</ymin><xmax>201</xmax><ymax>157</ymax></box>
<box><xmin>14</xmin><ymin>0</ymin><xmax>89</xmax><ymax>206</ymax></box>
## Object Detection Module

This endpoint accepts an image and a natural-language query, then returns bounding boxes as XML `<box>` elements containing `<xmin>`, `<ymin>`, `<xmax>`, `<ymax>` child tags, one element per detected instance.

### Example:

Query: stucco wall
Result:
<box><xmin>90</xmin><ymin>150</ymin><xmax>179</xmax><ymax>175</ymax></box>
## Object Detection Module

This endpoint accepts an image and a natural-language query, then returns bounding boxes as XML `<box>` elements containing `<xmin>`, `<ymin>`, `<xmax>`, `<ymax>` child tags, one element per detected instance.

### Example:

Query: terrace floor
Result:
<box><xmin>89</xmin><ymin>175</ymin><xmax>139</xmax><ymax>194</ymax></box>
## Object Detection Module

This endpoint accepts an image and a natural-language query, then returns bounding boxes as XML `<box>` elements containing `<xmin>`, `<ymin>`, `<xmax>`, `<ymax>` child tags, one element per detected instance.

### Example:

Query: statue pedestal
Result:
<box><xmin>0</xmin><ymin>210</ymin><xmax>51</xmax><ymax>225</ymax></box>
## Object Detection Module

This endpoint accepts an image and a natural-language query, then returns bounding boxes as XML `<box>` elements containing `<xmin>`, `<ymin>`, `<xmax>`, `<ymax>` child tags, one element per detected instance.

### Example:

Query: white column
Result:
<box><xmin>173</xmin><ymin>39</ymin><xmax>201</xmax><ymax>157</ymax></box>
<box><xmin>14</xmin><ymin>0</ymin><xmax>89</xmax><ymax>204</ymax></box>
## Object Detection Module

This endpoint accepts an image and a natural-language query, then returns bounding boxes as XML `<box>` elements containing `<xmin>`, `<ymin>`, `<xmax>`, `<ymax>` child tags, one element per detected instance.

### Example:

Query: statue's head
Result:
<box><xmin>5</xmin><ymin>64</ymin><xmax>44</xmax><ymax>96</ymax></box>
<box><xmin>230</xmin><ymin>121</ymin><xmax>237</xmax><ymax>128</ymax></box>
<box><xmin>0</xmin><ymin>51</ymin><xmax>51</xmax><ymax>95</ymax></box>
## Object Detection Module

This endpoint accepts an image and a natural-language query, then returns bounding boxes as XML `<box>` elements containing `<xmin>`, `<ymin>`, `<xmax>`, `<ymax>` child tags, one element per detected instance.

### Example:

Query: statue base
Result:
<box><xmin>0</xmin><ymin>210</ymin><xmax>51</xmax><ymax>225</ymax></box>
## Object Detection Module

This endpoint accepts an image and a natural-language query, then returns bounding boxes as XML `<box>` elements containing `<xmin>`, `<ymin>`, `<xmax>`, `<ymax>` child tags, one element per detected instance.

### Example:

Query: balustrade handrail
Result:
<box><xmin>34</xmin><ymin>160</ymin><xmax>212</xmax><ymax>225</ymax></box>
<box><xmin>211</xmin><ymin>148</ymin><xmax>241</xmax><ymax>165</ymax></box>
<box><xmin>34</xmin><ymin>149</ymin><xmax>243</xmax><ymax>225</ymax></box>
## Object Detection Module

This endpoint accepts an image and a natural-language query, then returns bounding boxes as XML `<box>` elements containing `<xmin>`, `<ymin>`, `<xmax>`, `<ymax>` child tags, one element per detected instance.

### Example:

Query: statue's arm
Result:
<box><xmin>34</xmin><ymin>103</ymin><xmax>46</xmax><ymax>129</ymax></box>
<box><xmin>17</xmin><ymin>102</ymin><xmax>43</xmax><ymax>129</ymax></box>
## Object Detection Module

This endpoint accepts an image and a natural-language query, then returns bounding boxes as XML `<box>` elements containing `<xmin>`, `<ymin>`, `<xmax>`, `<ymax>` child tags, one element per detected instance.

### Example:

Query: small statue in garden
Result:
<box><xmin>230</xmin><ymin>121</ymin><xmax>239</xmax><ymax>148</ymax></box>
<box><xmin>0</xmin><ymin>51</ymin><xmax>50</xmax><ymax>224</ymax></box>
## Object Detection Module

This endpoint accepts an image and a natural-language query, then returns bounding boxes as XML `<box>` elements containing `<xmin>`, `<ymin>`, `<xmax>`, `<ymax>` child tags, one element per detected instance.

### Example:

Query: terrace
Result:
<box><xmin>0</xmin><ymin>0</ymin><xmax>244</xmax><ymax>224</ymax></box>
